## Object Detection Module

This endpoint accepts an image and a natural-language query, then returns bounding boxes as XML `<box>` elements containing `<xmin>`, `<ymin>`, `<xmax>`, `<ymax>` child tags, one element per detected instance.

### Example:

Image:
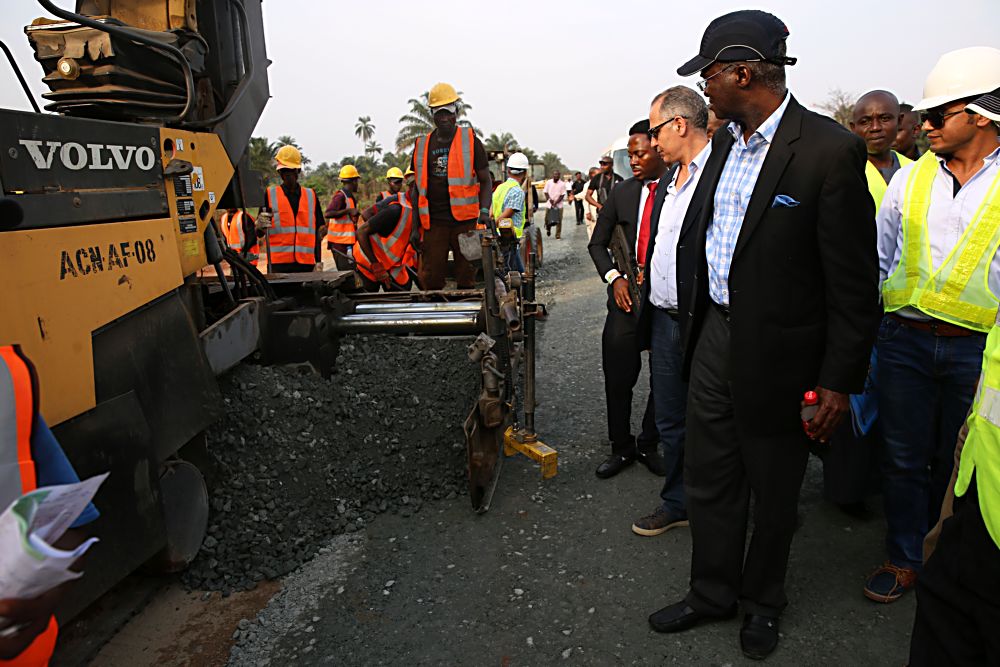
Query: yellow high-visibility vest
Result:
<box><xmin>491</xmin><ymin>178</ymin><xmax>525</xmax><ymax>239</ymax></box>
<box><xmin>882</xmin><ymin>151</ymin><xmax>1000</xmax><ymax>332</ymax></box>
<box><xmin>865</xmin><ymin>150</ymin><xmax>912</xmax><ymax>211</ymax></box>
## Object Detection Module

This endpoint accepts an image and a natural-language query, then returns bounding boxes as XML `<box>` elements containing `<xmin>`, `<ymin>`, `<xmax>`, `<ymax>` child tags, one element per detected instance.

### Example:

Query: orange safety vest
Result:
<box><xmin>413</xmin><ymin>127</ymin><xmax>480</xmax><ymax>229</ymax></box>
<box><xmin>325</xmin><ymin>189</ymin><xmax>357</xmax><ymax>245</ymax></box>
<box><xmin>352</xmin><ymin>194</ymin><xmax>414</xmax><ymax>286</ymax></box>
<box><xmin>220</xmin><ymin>210</ymin><xmax>259</xmax><ymax>266</ymax></box>
<box><xmin>0</xmin><ymin>346</ymin><xmax>59</xmax><ymax>667</ymax></box>
<box><xmin>266</xmin><ymin>185</ymin><xmax>317</xmax><ymax>265</ymax></box>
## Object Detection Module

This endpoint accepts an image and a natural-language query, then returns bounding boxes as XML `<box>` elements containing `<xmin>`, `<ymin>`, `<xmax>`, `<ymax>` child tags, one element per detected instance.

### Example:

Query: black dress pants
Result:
<box><xmin>910</xmin><ymin>474</ymin><xmax>1000</xmax><ymax>666</ymax></box>
<box><xmin>575</xmin><ymin>199</ymin><xmax>585</xmax><ymax>224</ymax></box>
<box><xmin>601</xmin><ymin>290</ymin><xmax>658</xmax><ymax>456</ymax></box>
<box><xmin>684</xmin><ymin>305</ymin><xmax>811</xmax><ymax>617</ymax></box>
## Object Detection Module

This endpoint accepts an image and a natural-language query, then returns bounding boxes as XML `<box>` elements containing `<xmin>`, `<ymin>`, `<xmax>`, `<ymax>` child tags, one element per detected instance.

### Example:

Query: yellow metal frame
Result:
<box><xmin>504</xmin><ymin>425</ymin><xmax>557</xmax><ymax>479</ymax></box>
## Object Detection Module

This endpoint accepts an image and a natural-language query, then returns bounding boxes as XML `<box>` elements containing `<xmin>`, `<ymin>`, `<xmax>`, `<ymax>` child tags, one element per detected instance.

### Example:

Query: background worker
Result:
<box><xmin>631</xmin><ymin>86</ymin><xmax>714</xmax><ymax>538</ymax></box>
<box><xmin>894</xmin><ymin>103</ymin><xmax>924</xmax><ymax>161</ymax></box>
<box><xmin>324</xmin><ymin>165</ymin><xmax>361</xmax><ymax>270</ymax></box>
<box><xmin>220</xmin><ymin>207</ymin><xmax>259</xmax><ymax>266</ymax></box>
<box><xmin>571</xmin><ymin>172</ymin><xmax>587</xmax><ymax>225</ymax></box>
<box><xmin>376</xmin><ymin>167</ymin><xmax>405</xmax><ymax>203</ymax></box>
<box><xmin>262</xmin><ymin>145</ymin><xmax>323</xmax><ymax>273</ymax></box>
<box><xmin>491</xmin><ymin>152</ymin><xmax>530</xmax><ymax>273</ymax></box>
<box><xmin>353</xmin><ymin>191</ymin><xmax>415</xmax><ymax>292</ymax></box>
<box><xmin>0</xmin><ymin>345</ymin><xmax>98</xmax><ymax>665</ymax></box>
<box><xmin>908</xmin><ymin>86</ymin><xmax>1000</xmax><ymax>666</ymax></box>
<box><xmin>583</xmin><ymin>166</ymin><xmax>601</xmax><ymax>238</ymax></box>
<box><xmin>870</xmin><ymin>47</ymin><xmax>1000</xmax><ymax>605</ymax></box>
<box><xmin>587</xmin><ymin>120</ymin><xmax>667</xmax><ymax>481</ymax></box>
<box><xmin>653</xmin><ymin>12</ymin><xmax>879</xmax><ymax>659</ymax></box>
<box><xmin>410</xmin><ymin>82</ymin><xmax>492</xmax><ymax>290</ymax></box>
<box><xmin>543</xmin><ymin>170</ymin><xmax>567</xmax><ymax>239</ymax></box>
<box><xmin>585</xmin><ymin>157</ymin><xmax>624</xmax><ymax>218</ymax></box>
<box><xmin>851</xmin><ymin>90</ymin><xmax>913</xmax><ymax>210</ymax></box>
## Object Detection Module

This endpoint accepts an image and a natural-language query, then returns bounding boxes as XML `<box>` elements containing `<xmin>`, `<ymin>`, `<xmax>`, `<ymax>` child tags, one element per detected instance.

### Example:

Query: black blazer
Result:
<box><xmin>676</xmin><ymin>96</ymin><xmax>880</xmax><ymax>436</ymax></box>
<box><xmin>589</xmin><ymin>171</ymin><xmax>676</xmax><ymax>324</ymax></box>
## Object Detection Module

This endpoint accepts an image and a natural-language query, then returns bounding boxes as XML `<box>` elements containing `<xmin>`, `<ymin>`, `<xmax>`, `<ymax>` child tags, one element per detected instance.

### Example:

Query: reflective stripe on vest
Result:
<box><xmin>0</xmin><ymin>346</ymin><xmax>59</xmax><ymax>667</ymax></box>
<box><xmin>491</xmin><ymin>178</ymin><xmax>525</xmax><ymax>239</ymax></box>
<box><xmin>325</xmin><ymin>189</ymin><xmax>357</xmax><ymax>245</ymax></box>
<box><xmin>865</xmin><ymin>151</ymin><xmax>912</xmax><ymax>212</ymax></box>
<box><xmin>958</xmin><ymin>307</ymin><xmax>1000</xmax><ymax>548</ymax></box>
<box><xmin>267</xmin><ymin>186</ymin><xmax>317</xmax><ymax>265</ymax></box>
<box><xmin>882</xmin><ymin>151</ymin><xmax>1000</xmax><ymax>332</ymax></box>
<box><xmin>414</xmin><ymin>127</ymin><xmax>480</xmax><ymax>229</ymax></box>
<box><xmin>353</xmin><ymin>195</ymin><xmax>414</xmax><ymax>285</ymax></box>
<box><xmin>221</xmin><ymin>211</ymin><xmax>259</xmax><ymax>264</ymax></box>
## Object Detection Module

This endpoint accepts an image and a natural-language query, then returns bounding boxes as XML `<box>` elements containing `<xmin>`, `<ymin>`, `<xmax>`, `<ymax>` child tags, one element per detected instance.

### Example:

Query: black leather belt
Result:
<box><xmin>655</xmin><ymin>305</ymin><xmax>680</xmax><ymax>319</ymax></box>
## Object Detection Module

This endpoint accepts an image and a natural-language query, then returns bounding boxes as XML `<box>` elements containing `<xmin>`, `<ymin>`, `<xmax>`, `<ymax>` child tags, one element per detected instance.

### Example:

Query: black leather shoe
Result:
<box><xmin>636</xmin><ymin>449</ymin><xmax>667</xmax><ymax>476</ymax></box>
<box><xmin>595</xmin><ymin>454</ymin><xmax>634</xmax><ymax>479</ymax></box>
<box><xmin>740</xmin><ymin>614</ymin><xmax>779</xmax><ymax>660</ymax></box>
<box><xmin>648</xmin><ymin>600</ymin><xmax>736</xmax><ymax>633</ymax></box>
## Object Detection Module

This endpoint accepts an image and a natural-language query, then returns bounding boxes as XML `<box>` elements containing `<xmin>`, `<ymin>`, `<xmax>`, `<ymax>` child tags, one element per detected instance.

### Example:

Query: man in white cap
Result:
<box><xmin>869</xmin><ymin>47</ymin><xmax>1000</xmax><ymax>606</ymax></box>
<box><xmin>491</xmin><ymin>152</ymin><xmax>530</xmax><ymax>273</ymax></box>
<box><xmin>906</xmin><ymin>85</ymin><xmax>1000</xmax><ymax>666</ymax></box>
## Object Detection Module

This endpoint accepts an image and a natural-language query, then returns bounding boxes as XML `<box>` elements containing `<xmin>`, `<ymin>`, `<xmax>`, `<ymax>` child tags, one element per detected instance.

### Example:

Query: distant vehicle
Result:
<box><xmin>602</xmin><ymin>136</ymin><xmax>631</xmax><ymax>181</ymax></box>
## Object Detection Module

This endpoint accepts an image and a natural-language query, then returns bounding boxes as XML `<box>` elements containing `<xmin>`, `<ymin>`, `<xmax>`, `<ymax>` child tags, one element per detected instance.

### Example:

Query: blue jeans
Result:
<box><xmin>650</xmin><ymin>307</ymin><xmax>687</xmax><ymax>517</ymax></box>
<box><xmin>502</xmin><ymin>241</ymin><xmax>524</xmax><ymax>274</ymax></box>
<box><xmin>876</xmin><ymin>315</ymin><xmax>984</xmax><ymax>570</ymax></box>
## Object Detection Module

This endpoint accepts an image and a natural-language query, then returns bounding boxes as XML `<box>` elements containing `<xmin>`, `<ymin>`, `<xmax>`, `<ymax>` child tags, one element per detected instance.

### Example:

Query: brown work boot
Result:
<box><xmin>631</xmin><ymin>506</ymin><xmax>689</xmax><ymax>536</ymax></box>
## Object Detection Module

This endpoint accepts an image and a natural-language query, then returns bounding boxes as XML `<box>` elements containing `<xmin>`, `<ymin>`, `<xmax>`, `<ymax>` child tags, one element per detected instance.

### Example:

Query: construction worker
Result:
<box><xmin>261</xmin><ymin>145</ymin><xmax>323</xmax><ymax>273</ymax></box>
<box><xmin>404</xmin><ymin>167</ymin><xmax>416</xmax><ymax>191</ymax></box>
<box><xmin>220</xmin><ymin>207</ymin><xmax>258</xmax><ymax>266</ymax></box>
<box><xmin>850</xmin><ymin>90</ymin><xmax>913</xmax><ymax>210</ymax></box>
<box><xmin>376</xmin><ymin>167</ymin><xmax>405</xmax><ymax>203</ymax></box>
<box><xmin>870</xmin><ymin>47</ymin><xmax>1000</xmax><ymax>604</ymax></box>
<box><xmin>491</xmin><ymin>152</ymin><xmax>530</xmax><ymax>273</ymax></box>
<box><xmin>908</xmin><ymin>85</ymin><xmax>1000</xmax><ymax>666</ymax></box>
<box><xmin>353</xmin><ymin>191</ymin><xmax>415</xmax><ymax>292</ymax></box>
<box><xmin>895</xmin><ymin>103</ymin><xmax>924</xmax><ymax>162</ymax></box>
<box><xmin>324</xmin><ymin>165</ymin><xmax>361</xmax><ymax>270</ymax></box>
<box><xmin>0</xmin><ymin>345</ymin><xmax>98</xmax><ymax>666</ymax></box>
<box><xmin>410</xmin><ymin>82</ymin><xmax>493</xmax><ymax>290</ymax></box>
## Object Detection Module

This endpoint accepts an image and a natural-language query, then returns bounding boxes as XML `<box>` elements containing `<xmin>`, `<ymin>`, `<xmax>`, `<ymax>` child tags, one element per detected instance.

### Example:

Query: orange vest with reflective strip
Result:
<box><xmin>352</xmin><ymin>194</ymin><xmax>414</xmax><ymax>286</ymax></box>
<box><xmin>413</xmin><ymin>127</ymin><xmax>480</xmax><ymax>229</ymax></box>
<box><xmin>266</xmin><ymin>185</ymin><xmax>317</xmax><ymax>265</ymax></box>
<box><xmin>0</xmin><ymin>346</ymin><xmax>59</xmax><ymax>667</ymax></box>
<box><xmin>325</xmin><ymin>189</ymin><xmax>357</xmax><ymax>245</ymax></box>
<box><xmin>221</xmin><ymin>211</ymin><xmax>259</xmax><ymax>266</ymax></box>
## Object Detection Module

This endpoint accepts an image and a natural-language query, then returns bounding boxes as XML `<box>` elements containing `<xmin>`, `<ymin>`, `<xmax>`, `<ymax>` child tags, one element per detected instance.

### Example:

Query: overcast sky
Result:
<box><xmin>2</xmin><ymin>1</ymin><xmax>998</xmax><ymax>171</ymax></box>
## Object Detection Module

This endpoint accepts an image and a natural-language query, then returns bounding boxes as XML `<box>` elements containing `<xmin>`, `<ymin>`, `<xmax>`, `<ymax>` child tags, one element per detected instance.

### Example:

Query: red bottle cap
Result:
<box><xmin>803</xmin><ymin>391</ymin><xmax>818</xmax><ymax>405</ymax></box>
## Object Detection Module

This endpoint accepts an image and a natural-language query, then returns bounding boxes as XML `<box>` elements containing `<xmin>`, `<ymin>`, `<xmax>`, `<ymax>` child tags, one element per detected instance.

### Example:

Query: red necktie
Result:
<box><xmin>636</xmin><ymin>181</ymin><xmax>657</xmax><ymax>268</ymax></box>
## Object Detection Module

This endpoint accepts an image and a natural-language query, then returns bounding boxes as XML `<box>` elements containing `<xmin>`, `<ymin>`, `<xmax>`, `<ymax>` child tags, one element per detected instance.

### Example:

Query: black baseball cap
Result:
<box><xmin>677</xmin><ymin>10</ymin><xmax>797</xmax><ymax>77</ymax></box>
<box><xmin>967</xmin><ymin>86</ymin><xmax>1000</xmax><ymax>122</ymax></box>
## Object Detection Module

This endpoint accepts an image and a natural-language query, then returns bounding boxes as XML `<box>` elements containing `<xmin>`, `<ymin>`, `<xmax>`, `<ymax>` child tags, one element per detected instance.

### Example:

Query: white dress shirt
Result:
<box><xmin>603</xmin><ymin>177</ymin><xmax>661</xmax><ymax>284</ymax></box>
<box><xmin>877</xmin><ymin>146</ymin><xmax>1000</xmax><ymax>319</ymax></box>
<box><xmin>649</xmin><ymin>143</ymin><xmax>712</xmax><ymax>310</ymax></box>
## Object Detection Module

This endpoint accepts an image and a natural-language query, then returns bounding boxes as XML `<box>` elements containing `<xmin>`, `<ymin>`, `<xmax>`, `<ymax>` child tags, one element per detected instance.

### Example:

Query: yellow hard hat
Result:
<box><xmin>386</xmin><ymin>167</ymin><xmax>404</xmax><ymax>180</ymax></box>
<box><xmin>275</xmin><ymin>145</ymin><xmax>302</xmax><ymax>170</ymax></box>
<box><xmin>339</xmin><ymin>164</ymin><xmax>360</xmax><ymax>180</ymax></box>
<box><xmin>428</xmin><ymin>82</ymin><xmax>459</xmax><ymax>108</ymax></box>
<box><xmin>404</xmin><ymin>167</ymin><xmax>414</xmax><ymax>177</ymax></box>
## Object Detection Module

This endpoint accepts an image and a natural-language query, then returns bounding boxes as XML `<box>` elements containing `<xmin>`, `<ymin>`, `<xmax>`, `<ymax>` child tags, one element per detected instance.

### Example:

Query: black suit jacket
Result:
<box><xmin>676</xmin><ymin>96</ymin><xmax>880</xmax><ymax>436</ymax></box>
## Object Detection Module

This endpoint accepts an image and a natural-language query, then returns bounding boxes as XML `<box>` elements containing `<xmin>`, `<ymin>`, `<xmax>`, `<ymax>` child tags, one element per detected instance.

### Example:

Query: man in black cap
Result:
<box><xmin>646</xmin><ymin>10</ymin><xmax>879</xmax><ymax>660</ymax></box>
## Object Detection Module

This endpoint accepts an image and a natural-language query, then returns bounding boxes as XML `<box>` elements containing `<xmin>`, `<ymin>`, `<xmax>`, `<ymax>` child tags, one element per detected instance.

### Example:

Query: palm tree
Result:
<box><xmin>365</xmin><ymin>140</ymin><xmax>383</xmax><ymax>158</ymax></box>
<box><xmin>355</xmin><ymin>116</ymin><xmax>376</xmax><ymax>149</ymax></box>
<box><xmin>249</xmin><ymin>136</ymin><xmax>278</xmax><ymax>184</ymax></box>
<box><xmin>484</xmin><ymin>132</ymin><xmax>519</xmax><ymax>153</ymax></box>
<box><xmin>395</xmin><ymin>91</ymin><xmax>480</xmax><ymax>152</ymax></box>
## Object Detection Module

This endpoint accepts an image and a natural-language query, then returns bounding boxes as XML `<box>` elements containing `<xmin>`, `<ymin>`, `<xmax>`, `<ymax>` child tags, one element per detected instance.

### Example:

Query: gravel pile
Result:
<box><xmin>181</xmin><ymin>335</ymin><xmax>479</xmax><ymax>594</ymax></box>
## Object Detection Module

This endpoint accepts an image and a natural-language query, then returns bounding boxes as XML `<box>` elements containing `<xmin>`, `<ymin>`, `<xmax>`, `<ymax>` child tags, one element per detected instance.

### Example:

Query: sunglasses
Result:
<box><xmin>919</xmin><ymin>108</ymin><xmax>965</xmax><ymax>129</ymax></box>
<box><xmin>697</xmin><ymin>63</ymin><xmax>740</xmax><ymax>92</ymax></box>
<box><xmin>648</xmin><ymin>116</ymin><xmax>686</xmax><ymax>140</ymax></box>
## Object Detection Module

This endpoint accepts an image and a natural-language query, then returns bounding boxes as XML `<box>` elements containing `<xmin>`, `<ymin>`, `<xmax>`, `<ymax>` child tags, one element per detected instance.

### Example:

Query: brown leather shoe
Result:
<box><xmin>863</xmin><ymin>562</ymin><xmax>917</xmax><ymax>603</ymax></box>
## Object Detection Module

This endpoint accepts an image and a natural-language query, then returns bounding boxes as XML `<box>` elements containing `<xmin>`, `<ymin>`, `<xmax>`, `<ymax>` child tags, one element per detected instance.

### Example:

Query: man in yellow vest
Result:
<box><xmin>409</xmin><ymin>82</ymin><xmax>493</xmax><ymax>290</ymax></box>
<box><xmin>868</xmin><ymin>47</ymin><xmax>1000</xmax><ymax>604</ymax></box>
<box><xmin>490</xmin><ymin>152</ymin><xmax>530</xmax><ymax>274</ymax></box>
<box><xmin>908</xmin><ymin>86</ymin><xmax>1000</xmax><ymax>665</ymax></box>
<box><xmin>0</xmin><ymin>346</ymin><xmax>98</xmax><ymax>665</ymax></box>
<box><xmin>851</xmin><ymin>90</ymin><xmax>914</xmax><ymax>210</ymax></box>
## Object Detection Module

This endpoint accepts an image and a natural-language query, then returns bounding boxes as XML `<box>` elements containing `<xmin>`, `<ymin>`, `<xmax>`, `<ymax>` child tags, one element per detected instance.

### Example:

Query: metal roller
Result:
<box><xmin>331</xmin><ymin>311</ymin><xmax>480</xmax><ymax>334</ymax></box>
<box><xmin>353</xmin><ymin>301</ymin><xmax>482</xmax><ymax>314</ymax></box>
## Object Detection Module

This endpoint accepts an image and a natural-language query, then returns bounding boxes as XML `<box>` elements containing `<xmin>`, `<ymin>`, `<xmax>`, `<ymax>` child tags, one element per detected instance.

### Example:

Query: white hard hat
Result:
<box><xmin>507</xmin><ymin>152</ymin><xmax>530</xmax><ymax>171</ymax></box>
<box><xmin>914</xmin><ymin>46</ymin><xmax>1000</xmax><ymax>111</ymax></box>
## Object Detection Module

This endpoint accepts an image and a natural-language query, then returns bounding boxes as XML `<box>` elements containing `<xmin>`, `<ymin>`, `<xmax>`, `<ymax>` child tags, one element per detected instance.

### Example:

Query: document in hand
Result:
<box><xmin>0</xmin><ymin>473</ymin><xmax>107</xmax><ymax>600</ymax></box>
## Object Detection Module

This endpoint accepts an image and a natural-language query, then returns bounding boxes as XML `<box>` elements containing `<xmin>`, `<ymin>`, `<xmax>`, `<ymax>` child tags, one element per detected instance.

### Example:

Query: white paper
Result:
<box><xmin>0</xmin><ymin>473</ymin><xmax>106</xmax><ymax>600</ymax></box>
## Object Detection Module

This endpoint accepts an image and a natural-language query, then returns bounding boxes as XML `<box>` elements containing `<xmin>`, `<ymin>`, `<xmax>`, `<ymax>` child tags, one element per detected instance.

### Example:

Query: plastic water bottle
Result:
<box><xmin>800</xmin><ymin>390</ymin><xmax>819</xmax><ymax>432</ymax></box>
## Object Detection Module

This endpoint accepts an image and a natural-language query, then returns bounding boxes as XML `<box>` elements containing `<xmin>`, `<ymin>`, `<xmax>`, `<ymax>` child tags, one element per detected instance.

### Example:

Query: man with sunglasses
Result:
<box><xmin>648</xmin><ymin>11</ymin><xmax>879</xmax><ymax>659</ymax></box>
<box><xmin>585</xmin><ymin>156</ymin><xmax>623</xmax><ymax>216</ymax></box>
<box><xmin>870</xmin><ymin>47</ymin><xmax>1000</xmax><ymax>607</ymax></box>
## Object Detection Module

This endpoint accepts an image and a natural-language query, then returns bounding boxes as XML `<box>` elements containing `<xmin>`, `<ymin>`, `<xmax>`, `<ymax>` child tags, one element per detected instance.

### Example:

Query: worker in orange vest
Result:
<box><xmin>0</xmin><ymin>345</ymin><xmax>99</xmax><ymax>666</ymax></box>
<box><xmin>354</xmin><ymin>192</ymin><xmax>416</xmax><ymax>292</ymax></box>
<box><xmin>260</xmin><ymin>145</ymin><xmax>323</xmax><ymax>273</ymax></box>
<box><xmin>220</xmin><ymin>208</ymin><xmax>259</xmax><ymax>266</ymax></box>
<box><xmin>376</xmin><ymin>167</ymin><xmax>405</xmax><ymax>203</ymax></box>
<box><xmin>324</xmin><ymin>165</ymin><xmax>361</xmax><ymax>270</ymax></box>
<box><xmin>410</xmin><ymin>82</ymin><xmax>493</xmax><ymax>290</ymax></box>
